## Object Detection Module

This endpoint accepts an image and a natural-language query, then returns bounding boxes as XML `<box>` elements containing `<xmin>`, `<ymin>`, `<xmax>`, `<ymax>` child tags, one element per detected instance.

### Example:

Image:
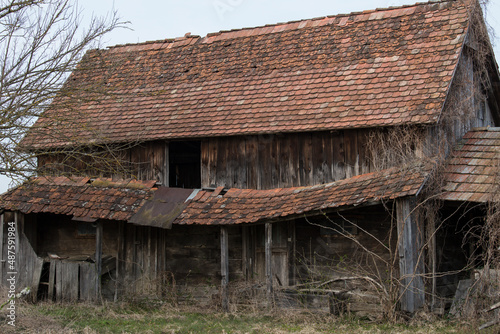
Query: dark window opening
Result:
<box><xmin>169</xmin><ymin>141</ymin><xmax>201</xmax><ymax>188</ymax></box>
<box><xmin>77</xmin><ymin>221</ymin><xmax>96</xmax><ymax>237</ymax></box>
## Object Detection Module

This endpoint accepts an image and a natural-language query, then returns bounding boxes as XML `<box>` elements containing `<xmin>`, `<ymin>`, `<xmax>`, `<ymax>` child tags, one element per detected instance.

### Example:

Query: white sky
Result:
<box><xmin>1</xmin><ymin>0</ymin><xmax>499</xmax><ymax>193</ymax></box>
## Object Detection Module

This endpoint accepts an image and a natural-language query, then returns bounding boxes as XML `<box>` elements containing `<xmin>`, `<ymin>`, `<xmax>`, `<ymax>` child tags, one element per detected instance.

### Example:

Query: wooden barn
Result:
<box><xmin>1</xmin><ymin>0</ymin><xmax>499</xmax><ymax>315</ymax></box>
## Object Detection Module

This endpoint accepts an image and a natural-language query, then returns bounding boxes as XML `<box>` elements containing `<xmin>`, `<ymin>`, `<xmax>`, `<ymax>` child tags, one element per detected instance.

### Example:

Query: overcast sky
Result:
<box><xmin>1</xmin><ymin>0</ymin><xmax>499</xmax><ymax>192</ymax></box>
<box><xmin>85</xmin><ymin>0</ymin><xmax>500</xmax><ymax>59</ymax></box>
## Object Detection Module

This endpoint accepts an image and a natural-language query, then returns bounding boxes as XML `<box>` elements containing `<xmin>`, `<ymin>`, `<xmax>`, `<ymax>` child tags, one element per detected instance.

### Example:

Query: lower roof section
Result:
<box><xmin>177</xmin><ymin>163</ymin><xmax>430</xmax><ymax>225</ymax></box>
<box><xmin>0</xmin><ymin>163</ymin><xmax>431</xmax><ymax>228</ymax></box>
<box><xmin>0</xmin><ymin>177</ymin><xmax>158</xmax><ymax>222</ymax></box>
<box><xmin>441</xmin><ymin>127</ymin><xmax>500</xmax><ymax>203</ymax></box>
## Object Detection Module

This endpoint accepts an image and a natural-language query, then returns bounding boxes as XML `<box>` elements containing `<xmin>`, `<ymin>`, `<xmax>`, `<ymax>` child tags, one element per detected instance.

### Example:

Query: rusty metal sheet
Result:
<box><xmin>128</xmin><ymin>187</ymin><xmax>196</xmax><ymax>229</ymax></box>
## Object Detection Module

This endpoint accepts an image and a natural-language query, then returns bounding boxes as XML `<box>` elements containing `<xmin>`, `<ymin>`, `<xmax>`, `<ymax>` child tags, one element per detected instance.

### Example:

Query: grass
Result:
<box><xmin>0</xmin><ymin>300</ymin><xmax>493</xmax><ymax>334</ymax></box>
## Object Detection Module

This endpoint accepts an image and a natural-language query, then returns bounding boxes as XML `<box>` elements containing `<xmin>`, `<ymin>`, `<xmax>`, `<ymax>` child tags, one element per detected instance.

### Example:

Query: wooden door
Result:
<box><xmin>254</xmin><ymin>222</ymin><xmax>289</xmax><ymax>287</ymax></box>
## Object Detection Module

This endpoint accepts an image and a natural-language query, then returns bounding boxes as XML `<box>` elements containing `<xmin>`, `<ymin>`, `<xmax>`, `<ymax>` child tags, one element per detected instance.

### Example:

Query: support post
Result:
<box><xmin>396</xmin><ymin>198</ymin><xmax>425</xmax><ymax>313</ymax></box>
<box><xmin>428</xmin><ymin>216</ymin><xmax>437</xmax><ymax>312</ymax></box>
<box><xmin>115</xmin><ymin>221</ymin><xmax>124</xmax><ymax>302</ymax></box>
<box><xmin>220</xmin><ymin>226</ymin><xmax>229</xmax><ymax>312</ymax></box>
<box><xmin>242</xmin><ymin>226</ymin><xmax>248</xmax><ymax>280</ymax></box>
<box><xmin>265</xmin><ymin>223</ymin><xmax>273</xmax><ymax>301</ymax></box>
<box><xmin>95</xmin><ymin>221</ymin><xmax>103</xmax><ymax>301</ymax></box>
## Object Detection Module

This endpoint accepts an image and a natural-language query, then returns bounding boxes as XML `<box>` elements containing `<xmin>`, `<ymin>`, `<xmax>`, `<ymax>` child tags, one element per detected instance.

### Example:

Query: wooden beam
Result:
<box><xmin>220</xmin><ymin>226</ymin><xmax>229</xmax><ymax>312</ymax></box>
<box><xmin>265</xmin><ymin>223</ymin><xmax>273</xmax><ymax>300</ymax></box>
<box><xmin>396</xmin><ymin>198</ymin><xmax>425</xmax><ymax>313</ymax></box>
<box><xmin>95</xmin><ymin>221</ymin><xmax>103</xmax><ymax>301</ymax></box>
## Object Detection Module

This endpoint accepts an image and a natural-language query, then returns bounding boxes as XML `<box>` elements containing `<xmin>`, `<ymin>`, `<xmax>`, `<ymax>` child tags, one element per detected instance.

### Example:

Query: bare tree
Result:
<box><xmin>0</xmin><ymin>0</ymin><xmax>122</xmax><ymax>187</ymax></box>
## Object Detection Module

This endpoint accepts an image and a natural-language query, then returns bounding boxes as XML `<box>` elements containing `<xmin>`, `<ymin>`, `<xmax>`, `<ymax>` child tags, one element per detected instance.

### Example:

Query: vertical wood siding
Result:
<box><xmin>201</xmin><ymin>130</ymin><xmax>372</xmax><ymax>189</ymax></box>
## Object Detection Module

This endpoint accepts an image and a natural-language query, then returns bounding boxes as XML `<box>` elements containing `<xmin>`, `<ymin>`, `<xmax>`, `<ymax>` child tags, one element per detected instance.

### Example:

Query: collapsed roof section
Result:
<box><xmin>22</xmin><ymin>0</ymin><xmax>471</xmax><ymax>149</ymax></box>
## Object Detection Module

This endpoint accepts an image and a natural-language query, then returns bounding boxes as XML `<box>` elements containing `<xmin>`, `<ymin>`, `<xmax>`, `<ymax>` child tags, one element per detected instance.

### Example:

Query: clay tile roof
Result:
<box><xmin>0</xmin><ymin>176</ymin><xmax>157</xmax><ymax>222</ymax></box>
<box><xmin>22</xmin><ymin>0</ymin><xmax>471</xmax><ymax>149</ymax></box>
<box><xmin>441</xmin><ymin>127</ymin><xmax>500</xmax><ymax>203</ymax></box>
<box><xmin>175</xmin><ymin>163</ymin><xmax>431</xmax><ymax>225</ymax></box>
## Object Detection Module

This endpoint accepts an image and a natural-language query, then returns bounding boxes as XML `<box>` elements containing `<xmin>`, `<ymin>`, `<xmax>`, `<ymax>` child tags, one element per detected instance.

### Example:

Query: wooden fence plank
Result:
<box><xmin>80</xmin><ymin>262</ymin><xmax>97</xmax><ymax>301</ymax></box>
<box><xmin>48</xmin><ymin>260</ymin><xmax>56</xmax><ymax>301</ymax></box>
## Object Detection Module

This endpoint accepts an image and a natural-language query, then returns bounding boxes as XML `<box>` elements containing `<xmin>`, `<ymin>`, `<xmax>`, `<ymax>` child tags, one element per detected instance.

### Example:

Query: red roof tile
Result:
<box><xmin>22</xmin><ymin>0</ymin><xmax>471</xmax><ymax>149</ymax></box>
<box><xmin>0</xmin><ymin>177</ymin><xmax>157</xmax><ymax>221</ymax></box>
<box><xmin>441</xmin><ymin>127</ymin><xmax>500</xmax><ymax>203</ymax></box>
<box><xmin>175</xmin><ymin>163</ymin><xmax>431</xmax><ymax>225</ymax></box>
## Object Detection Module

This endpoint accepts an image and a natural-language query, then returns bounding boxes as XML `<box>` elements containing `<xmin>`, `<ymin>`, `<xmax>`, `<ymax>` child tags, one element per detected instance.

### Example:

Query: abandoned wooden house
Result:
<box><xmin>1</xmin><ymin>0</ymin><xmax>499</xmax><ymax>315</ymax></box>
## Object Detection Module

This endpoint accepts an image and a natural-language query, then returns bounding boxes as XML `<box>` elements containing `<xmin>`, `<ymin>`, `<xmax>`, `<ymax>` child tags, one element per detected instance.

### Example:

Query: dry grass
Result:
<box><xmin>0</xmin><ymin>294</ymin><xmax>485</xmax><ymax>334</ymax></box>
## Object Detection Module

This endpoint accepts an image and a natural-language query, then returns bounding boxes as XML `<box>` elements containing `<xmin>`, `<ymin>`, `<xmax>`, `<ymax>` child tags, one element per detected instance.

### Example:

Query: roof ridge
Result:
<box><xmin>106</xmin><ymin>0</ymin><xmax>462</xmax><ymax>52</ymax></box>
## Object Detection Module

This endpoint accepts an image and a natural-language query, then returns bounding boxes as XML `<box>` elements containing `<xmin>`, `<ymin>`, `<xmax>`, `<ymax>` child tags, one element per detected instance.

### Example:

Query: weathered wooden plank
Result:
<box><xmin>332</xmin><ymin>130</ymin><xmax>346</xmax><ymax>181</ymax></box>
<box><xmin>55</xmin><ymin>260</ymin><xmax>62</xmax><ymax>302</ymax></box>
<box><xmin>344</xmin><ymin>130</ymin><xmax>358</xmax><ymax>178</ymax></box>
<box><xmin>201</xmin><ymin>140</ymin><xmax>210</xmax><ymax>188</ymax></box>
<box><xmin>258</xmin><ymin>135</ymin><xmax>272</xmax><ymax>189</ymax></box>
<box><xmin>48</xmin><ymin>260</ymin><xmax>56</xmax><ymax>301</ymax></box>
<box><xmin>80</xmin><ymin>262</ymin><xmax>97</xmax><ymax>301</ymax></box>
<box><xmin>271</xmin><ymin>136</ymin><xmax>280</xmax><ymax>188</ymax></box>
<box><xmin>298</xmin><ymin>134</ymin><xmax>307</xmax><ymax>186</ymax></box>
<box><xmin>396</xmin><ymin>198</ymin><xmax>425</xmax><ymax>313</ymax></box>
<box><xmin>164</xmin><ymin>142</ymin><xmax>169</xmax><ymax>186</ymax></box>
<box><xmin>134</xmin><ymin>225</ymin><xmax>142</xmax><ymax>285</ymax></box>
<box><xmin>115</xmin><ymin>221</ymin><xmax>124</xmax><ymax>301</ymax></box>
<box><xmin>30</xmin><ymin>258</ymin><xmax>44</xmax><ymax>303</ymax></box>
<box><xmin>216</xmin><ymin>138</ymin><xmax>228</xmax><ymax>187</ymax></box>
<box><xmin>241</xmin><ymin>226</ymin><xmax>249</xmax><ymax>280</ymax></box>
<box><xmin>95</xmin><ymin>222</ymin><xmax>103</xmax><ymax>299</ymax></box>
<box><xmin>246</xmin><ymin>137</ymin><xmax>259</xmax><ymax>189</ymax></box>
<box><xmin>124</xmin><ymin>224</ymin><xmax>134</xmax><ymax>291</ymax></box>
<box><xmin>288</xmin><ymin>221</ymin><xmax>296</xmax><ymax>286</ymax></box>
<box><xmin>220</xmin><ymin>226</ymin><xmax>229</xmax><ymax>312</ymax></box>
<box><xmin>265</xmin><ymin>223</ymin><xmax>273</xmax><ymax>299</ymax></box>
<box><xmin>147</xmin><ymin>227</ymin><xmax>152</xmax><ymax>286</ymax></box>
<box><xmin>236</xmin><ymin>137</ymin><xmax>247</xmax><ymax>188</ymax></box>
<box><xmin>358</xmin><ymin>129</ymin><xmax>370</xmax><ymax>174</ymax></box>
<box><xmin>208</xmin><ymin>139</ymin><xmax>218</xmax><ymax>187</ymax></box>
<box><xmin>312</xmin><ymin>133</ymin><xmax>325</xmax><ymax>185</ymax></box>
<box><xmin>64</xmin><ymin>262</ymin><xmax>79</xmax><ymax>302</ymax></box>
<box><xmin>278</xmin><ymin>136</ymin><xmax>290</xmax><ymax>187</ymax></box>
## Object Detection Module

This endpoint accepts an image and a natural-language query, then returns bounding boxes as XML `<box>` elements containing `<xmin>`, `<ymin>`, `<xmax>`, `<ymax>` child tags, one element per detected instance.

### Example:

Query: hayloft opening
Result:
<box><xmin>169</xmin><ymin>141</ymin><xmax>201</xmax><ymax>188</ymax></box>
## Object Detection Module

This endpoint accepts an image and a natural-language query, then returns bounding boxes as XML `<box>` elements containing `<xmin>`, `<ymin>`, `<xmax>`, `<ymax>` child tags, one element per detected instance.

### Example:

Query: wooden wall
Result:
<box><xmin>202</xmin><ymin>129</ymin><xmax>372</xmax><ymax>190</ymax></box>
<box><xmin>37</xmin><ymin>141</ymin><xmax>167</xmax><ymax>184</ymax></box>
<box><xmin>37</xmin><ymin>128</ymin><xmax>376</xmax><ymax>190</ymax></box>
<box><xmin>116</xmin><ymin>223</ymin><xmax>243</xmax><ymax>301</ymax></box>
<box><xmin>294</xmin><ymin>206</ymin><xmax>395</xmax><ymax>285</ymax></box>
<box><xmin>36</xmin><ymin>214</ymin><xmax>118</xmax><ymax>258</ymax></box>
